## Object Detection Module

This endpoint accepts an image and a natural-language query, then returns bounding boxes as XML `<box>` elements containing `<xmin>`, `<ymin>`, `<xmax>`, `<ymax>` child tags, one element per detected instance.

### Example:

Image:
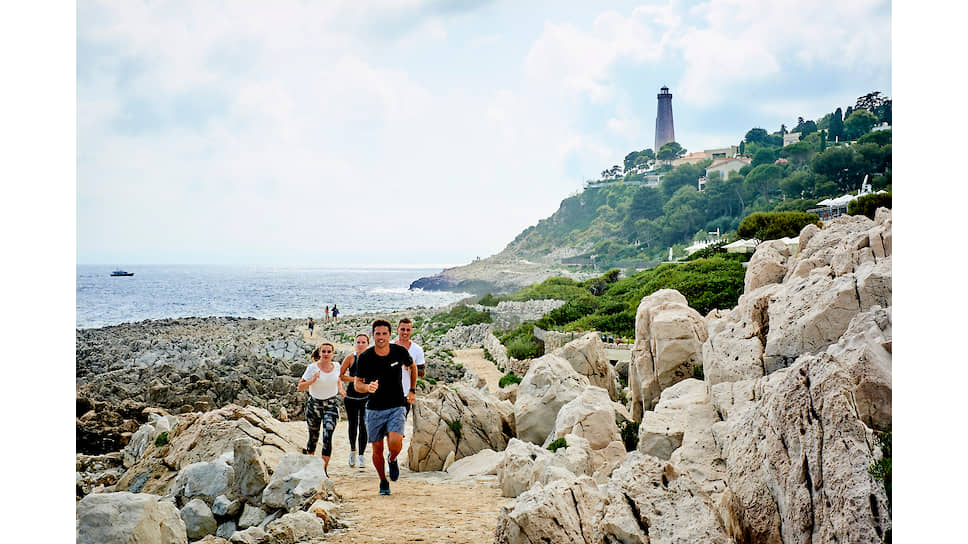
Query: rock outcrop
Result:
<box><xmin>629</xmin><ymin>289</ymin><xmax>708</xmax><ymax>419</ymax></box>
<box><xmin>513</xmin><ymin>353</ymin><xmax>590</xmax><ymax>445</ymax></box>
<box><xmin>407</xmin><ymin>384</ymin><xmax>515</xmax><ymax>471</ymax></box>
<box><xmin>495</xmin><ymin>210</ymin><xmax>893</xmax><ymax>544</ymax></box>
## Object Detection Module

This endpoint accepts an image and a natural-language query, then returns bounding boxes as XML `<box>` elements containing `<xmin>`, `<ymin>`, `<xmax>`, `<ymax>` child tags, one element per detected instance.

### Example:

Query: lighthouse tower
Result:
<box><xmin>655</xmin><ymin>86</ymin><xmax>675</xmax><ymax>150</ymax></box>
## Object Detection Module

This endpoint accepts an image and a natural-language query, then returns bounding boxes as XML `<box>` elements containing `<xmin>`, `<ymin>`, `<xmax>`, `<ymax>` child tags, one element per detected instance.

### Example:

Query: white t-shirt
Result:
<box><xmin>395</xmin><ymin>341</ymin><xmax>425</xmax><ymax>395</ymax></box>
<box><xmin>301</xmin><ymin>362</ymin><xmax>341</xmax><ymax>400</ymax></box>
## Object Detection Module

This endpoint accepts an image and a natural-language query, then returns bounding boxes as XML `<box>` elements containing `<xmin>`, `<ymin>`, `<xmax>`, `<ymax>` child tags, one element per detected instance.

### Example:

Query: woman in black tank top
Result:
<box><xmin>339</xmin><ymin>333</ymin><xmax>371</xmax><ymax>468</ymax></box>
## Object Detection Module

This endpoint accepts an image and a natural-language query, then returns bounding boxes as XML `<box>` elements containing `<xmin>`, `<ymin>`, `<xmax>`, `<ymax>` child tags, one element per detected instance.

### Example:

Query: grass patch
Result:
<box><xmin>547</xmin><ymin>437</ymin><xmax>568</xmax><ymax>453</ymax></box>
<box><xmin>498</xmin><ymin>372</ymin><xmax>522</xmax><ymax>388</ymax></box>
<box><xmin>154</xmin><ymin>431</ymin><xmax>169</xmax><ymax>447</ymax></box>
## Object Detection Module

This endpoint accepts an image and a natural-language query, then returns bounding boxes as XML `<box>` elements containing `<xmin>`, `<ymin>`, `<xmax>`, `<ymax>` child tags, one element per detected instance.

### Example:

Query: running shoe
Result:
<box><xmin>348</xmin><ymin>451</ymin><xmax>356</xmax><ymax>467</ymax></box>
<box><xmin>379</xmin><ymin>479</ymin><xmax>391</xmax><ymax>496</ymax></box>
<box><xmin>388</xmin><ymin>458</ymin><xmax>400</xmax><ymax>481</ymax></box>
<box><xmin>358</xmin><ymin>454</ymin><xmax>366</xmax><ymax>468</ymax></box>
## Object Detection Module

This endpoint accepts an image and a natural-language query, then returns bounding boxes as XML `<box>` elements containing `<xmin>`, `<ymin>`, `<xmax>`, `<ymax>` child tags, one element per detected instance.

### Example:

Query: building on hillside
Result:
<box><xmin>703</xmin><ymin>146</ymin><xmax>738</xmax><ymax>159</ymax></box>
<box><xmin>705</xmin><ymin>157</ymin><xmax>751</xmax><ymax>180</ymax></box>
<box><xmin>806</xmin><ymin>176</ymin><xmax>886</xmax><ymax>221</ymax></box>
<box><xmin>783</xmin><ymin>132</ymin><xmax>802</xmax><ymax>146</ymax></box>
<box><xmin>655</xmin><ymin>86</ymin><xmax>675</xmax><ymax>150</ymax></box>
<box><xmin>670</xmin><ymin>151</ymin><xmax>708</xmax><ymax>168</ymax></box>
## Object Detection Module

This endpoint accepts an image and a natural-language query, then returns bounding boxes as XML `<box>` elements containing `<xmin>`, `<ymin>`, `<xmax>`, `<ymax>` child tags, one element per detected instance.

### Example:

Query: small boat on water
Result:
<box><xmin>111</xmin><ymin>270</ymin><xmax>135</xmax><ymax>277</ymax></box>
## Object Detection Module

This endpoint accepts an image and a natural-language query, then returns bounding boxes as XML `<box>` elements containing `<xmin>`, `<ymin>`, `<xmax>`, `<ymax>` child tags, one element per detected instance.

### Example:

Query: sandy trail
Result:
<box><xmin>453</xmin><ymin>348</ymin><xmax>504</xmax><ymax>393</ymax></box>
<box><xmin>291</xmin><ymin>410</ymin><xmax>511</xmax><ymax>543</ymax></box>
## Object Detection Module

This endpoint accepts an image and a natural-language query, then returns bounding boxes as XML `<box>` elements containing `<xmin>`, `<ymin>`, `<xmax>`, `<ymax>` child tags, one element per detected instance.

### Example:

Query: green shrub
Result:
<box><xmin>869</xmin><ymin>430</ymin><xmax>892</xmax><ymax>507</ymax></box>
<box><xmin>848</xmin><ymin>192</ymin><xmax>891</xmax><ymax>219</ymax></box>
<box><xmin>430</xmin><ymin>304</ymin><xmax>493</xmax><ymax>333</ymax></box>
<box><xmin>155</xmin><ymin>431</ymin><xmax>169</xmax><ymax>447</ymax></box>
<box><xmin>737</xmin><ymin>211</ymin><xmax>822</xmax><ymax>241</ymax></box>
<box><xmin>446</xmin><ymin>419</ymin><xmax>463</xmax><ymax>439</ymax></box>
<box><xmin>693</xmin><ymin>364</ymin><xmax>704</xmax><ymax>380</ymax></box>
<box><xmin>618</xmin><ymin>420</ymin><xmax>639</xmax><ymax>452</ymax></box>
<box><xmin>478</xmin><ymin>293</ymin><xmax>501</xmax><ymax>307</ymax></box>
<box><xmin>499</xmin><ymin>372</ymin><xmax>522</xmax><ymax>388</ymax></box>
<box><xmin>500</xmin><ymin>323</ymin><xmax>543</xmax><ymax>360</ymax></box>
<box><xmin>547</xmin><ymin>437</ymin><xmax>568</xmax><ymax>452</ymax></box>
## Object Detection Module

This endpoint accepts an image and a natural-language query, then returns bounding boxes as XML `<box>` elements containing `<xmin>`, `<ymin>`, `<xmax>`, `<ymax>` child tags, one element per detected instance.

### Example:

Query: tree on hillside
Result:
<box><xmin>811</xmin><ymin>146</ymin><xmax>865</xmax><ymax>193</ymax></box>
<box><xmin>751</xmin><ymin>148</ymin><xmax>777</xmax><ymax>168</ymax></box>
<box><xmin>828</xmin><ymin>108</ymin><xmax>844</xmax><ymax>142</ymax></box>
<box><xmin>858</xmin><ymin>129</ymin><xmax>891</xmax><ymax>146</ymax></box>
<box><xmin>744</xmin><ymin>164</ymin><xmax>783</xmax><ymax>201</ymax></box>
<box><xmin>855</xmin><ymin>92</ymin><xmax>891</xmax><ymax>124</ymax></box>
<box><xmin>661</xmin><ymin>186</ymin><xmax>707</xmax><ymax>246</ymax></box>
<box><xmin>737</xmin><ymin>211</ymin><xmax>822</xmax><ymax>242</ymax></box>
<box><xmin>657</xmin><ymin>141</ymin><xmax>686</xmax><ymax>161</ymax></box>
<box><xmin>659</xmin><ymin>161</ymin><xmax>707</xmax><ymax>199</ymax></box>
<box><xmin>744</xmin><ymin>128</ymin><xmax>770</xmax><ymax>146</ymax></box>
<box><xmin>844</xmin><ymin>109</ymin><xmax>878</xmax><ymax>140</ymax></box>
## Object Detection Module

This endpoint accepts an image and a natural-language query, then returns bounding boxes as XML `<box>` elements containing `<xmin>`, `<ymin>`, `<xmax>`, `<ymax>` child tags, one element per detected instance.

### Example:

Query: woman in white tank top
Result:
<box><xmin>297</xmin><ymin>341</ymin><xmax>346</xmax><ymax>475</ymax></box>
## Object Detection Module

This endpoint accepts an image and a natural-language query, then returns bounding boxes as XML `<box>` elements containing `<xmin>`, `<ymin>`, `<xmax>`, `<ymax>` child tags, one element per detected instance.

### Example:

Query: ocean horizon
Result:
<box><xmin>76</xmin><ymin>264</ymin><xmax>467</xmax><ymax>329</ymax></box>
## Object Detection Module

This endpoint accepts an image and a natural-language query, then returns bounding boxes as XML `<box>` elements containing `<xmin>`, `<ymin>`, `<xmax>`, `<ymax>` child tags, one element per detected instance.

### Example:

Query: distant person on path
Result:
<box><xmin>308</xmin><ymin>317</ymin><xmax>315</xmax><ymax>337</ymax></box>
<box><xmin>297</xmin><ymin>341</ymin><xmax>346</xmax><ymax>476</ymax></box>
<box><xmin>340</xmin><ymin>333</ymin><xmax>370</xmax><ymax>469</ymax></box>
<box><xmin>394</xmin><ymin>317</ymin><xmax>425</xmax><ymax>419</ymax></box>
<box><xmin>354</xmin><ymin>319</ymin><xmax>415</xmax><ymax>496</ymax></box>
<box><xmin>324</xmin><ymin>306</ymin><xmax>330</xmax><ymax>322</ymax></box>
<box><xmin>332</xmin><ymin>305</ymin><xmax>340</xmax><ymax>321</ymax></box>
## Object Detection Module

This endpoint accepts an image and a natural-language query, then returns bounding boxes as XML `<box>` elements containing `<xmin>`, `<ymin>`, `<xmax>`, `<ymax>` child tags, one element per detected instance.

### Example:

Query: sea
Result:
<box><xmin>76</xmin><ymin>264</ymin><xmax>469</xmax><ymax>329</ymax></box>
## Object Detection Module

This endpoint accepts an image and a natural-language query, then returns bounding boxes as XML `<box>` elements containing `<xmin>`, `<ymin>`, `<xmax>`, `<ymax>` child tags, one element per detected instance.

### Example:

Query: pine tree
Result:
<box><xmin>828</xmin><ymin>108</ymin><xmax>844</xmax><ymax>142</ymax></box>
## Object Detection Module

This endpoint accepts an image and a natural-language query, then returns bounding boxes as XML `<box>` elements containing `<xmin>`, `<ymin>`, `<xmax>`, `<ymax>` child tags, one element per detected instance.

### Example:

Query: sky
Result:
<box><xmin>74</xmin><ymin>0</ymin><xmax>891</xmax><ymax>266</ymax></box>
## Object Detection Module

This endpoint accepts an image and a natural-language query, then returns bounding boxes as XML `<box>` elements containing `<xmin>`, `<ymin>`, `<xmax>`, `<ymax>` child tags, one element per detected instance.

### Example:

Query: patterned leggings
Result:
<box><xmin>305</xmin><ymin>395</ymin><xmax>341</xmax><ymax>457</ymax></box>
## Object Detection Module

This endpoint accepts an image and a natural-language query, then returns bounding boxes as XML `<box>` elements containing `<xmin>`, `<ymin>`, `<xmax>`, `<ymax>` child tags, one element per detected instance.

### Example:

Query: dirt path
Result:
<box><xmin>290</xmin><ymin>415</ymin><xmax>511</xmax><ymax>543</ymax></box>
<box><xmin>454</xmin><ymin>348</ymin><xmax>504</xmax><ymax>393</ymax></box>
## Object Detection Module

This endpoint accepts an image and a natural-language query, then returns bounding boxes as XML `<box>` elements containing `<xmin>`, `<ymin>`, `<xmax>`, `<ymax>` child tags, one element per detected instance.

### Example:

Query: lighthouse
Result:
<box><xmin>655</xmin><ymin>86</ymin><xmax>675</xmax><ymax>150</ymax></box>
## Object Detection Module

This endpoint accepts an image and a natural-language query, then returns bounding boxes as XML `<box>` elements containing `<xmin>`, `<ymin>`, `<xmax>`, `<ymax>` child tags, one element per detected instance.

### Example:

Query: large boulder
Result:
<box><xmin>553</xmin><ymin>332</ymin><xmax>619</xmax><ymax>399</ymax></box>
<box><xmin>550</xmin><ymin>386</ymin><xmax>621</xmax><ymax>451</ymax></box>
<box><xmin>261</xmin><ymin>453</ymin><xmax>331</xmax><ymax>512</ymax></box>
<box><xmin>494</xmin><ymin>476</ymin><xmax>605</xmax><ymax>544</ymax></box>
<box><xmin>744</xmin><ymin>239</ymin><xmax>792</xmax><ymax>292</ymax></box>
<box><xmin>264</xmin><ymin>511</ymin><xmax>327</xmax><ymax>544</ymax></box>
<box><xmin>76</xmin><ymin>491</ymin><xmax>187</xmax><ymax>544</ymax></box>
<box><xmin>498</xmin><ymin>438</ymin><xmax>553</xmax><ymax>498</ymax></box>
<box><xmin>600</xmin><ymin>452</ymin><xmax>732</xmax><ymax>544</ymax></box>
<box><xmin>513</xmin><ymin>353</ymin><xmax>589</xmax><ymax>445</ymax></box>
<box><xmin>407</xmin><ymin>384</ymin><xmax>515</xmax><ymax>471</ymax></box>
<box><xmin>180</xmin><ymin>498</ymin><xmax>218</xmax><ymax>541</ymax></box>
<box><xmin>172</xmin><ymin>460</ymin><xmax>234</xmax><ymax>506</ymax></box>
<box><xmin>446</xmin><ymin>448</ymin><xmax>505</xmax><ymax>480</ymax></box>
<box><xmin>629</xmin><ymin>289</ymin><xmax>708</xmax><ymax>419</ymax></box>
<box><xmin>231</xmin><ymin>438</ymin><xmax>269</xmax><ymax>500</ymax></box>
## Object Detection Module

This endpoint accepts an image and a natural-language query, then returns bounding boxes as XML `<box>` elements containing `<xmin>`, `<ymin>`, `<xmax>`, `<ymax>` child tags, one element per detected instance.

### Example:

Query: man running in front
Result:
<box><xmin>354</xmin><ymin>318</ymin><xmax>415</xmax><ymax>496</ymax></box>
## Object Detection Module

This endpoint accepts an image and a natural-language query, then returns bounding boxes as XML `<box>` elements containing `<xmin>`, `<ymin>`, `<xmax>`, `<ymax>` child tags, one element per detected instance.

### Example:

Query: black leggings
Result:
<box><xmin>344</xmin><ymin>396</ymin><xmax>368</xmax><ymax>454</ymax></box>
<box><xmin>305</xmin><ymin>396</ymin><xmax>341</xmax><ymax>457</ymax></box>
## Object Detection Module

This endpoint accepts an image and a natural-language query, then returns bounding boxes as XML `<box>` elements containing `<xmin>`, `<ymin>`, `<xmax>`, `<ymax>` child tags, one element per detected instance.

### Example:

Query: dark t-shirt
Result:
<box><xmin>345</xmin><ymin>353</ymin><xmax>368</xmax><ymax>400</ymax></box>
<box><xmin>355</xmin><ymin>344</ymin><xmax>414</xmax><ymax>411</ymax></box>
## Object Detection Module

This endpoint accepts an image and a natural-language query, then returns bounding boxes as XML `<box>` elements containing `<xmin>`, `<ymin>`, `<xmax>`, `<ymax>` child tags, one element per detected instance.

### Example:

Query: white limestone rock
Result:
<box><xmin>180</xmin><ymin>498</ymin><xmax>217</xmax><ymax>541</ymax></box>
<box><xmin>407</xmin><ymin>383</ymin><xmax>515</xmax><ymax>471</ymax></box>
<box><xmin>629</xmin><ymin>289</ymin><xmax>707</xmax><ymax>419</ymax></box>
<box><xmin>513</xmin><ymin>353</ymin><xmax>589</xmax><ymax>445</ymax></box>
<box><xmin>554</xmin><ymin>332</ymin><xmax>619</xmax><ymax>399</ymax></box>
<box><xmin>76</xmin><ymin>491</ymin><xmax>187</xmax><ymax>544</ymax></box>
<box><xmin>261</xmin><ymin>453</ymin><xmax>330</xmax><ymax>512</ymax></box>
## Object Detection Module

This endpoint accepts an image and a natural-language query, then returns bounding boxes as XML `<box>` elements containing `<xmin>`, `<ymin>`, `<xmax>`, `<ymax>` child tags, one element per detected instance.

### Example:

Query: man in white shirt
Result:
<box><xmin>394</xmin><ymin>317</ymin><xmax>425</xmax><ymax>416</ymax></box>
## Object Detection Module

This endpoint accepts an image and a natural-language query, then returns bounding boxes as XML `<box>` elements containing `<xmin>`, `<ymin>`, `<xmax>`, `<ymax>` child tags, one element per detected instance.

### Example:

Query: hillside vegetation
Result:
<box><xmin>503</xmin><ymin>92</ymin><xmax>892</xmax><ymax>269</ymax></box>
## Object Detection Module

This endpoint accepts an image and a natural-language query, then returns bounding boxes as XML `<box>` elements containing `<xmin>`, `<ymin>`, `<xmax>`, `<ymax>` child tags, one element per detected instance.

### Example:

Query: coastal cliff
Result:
<box><xmin>409</xmin><ymin>248</ymin><xmax>594</xmax><ymax>295</ymax></box>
